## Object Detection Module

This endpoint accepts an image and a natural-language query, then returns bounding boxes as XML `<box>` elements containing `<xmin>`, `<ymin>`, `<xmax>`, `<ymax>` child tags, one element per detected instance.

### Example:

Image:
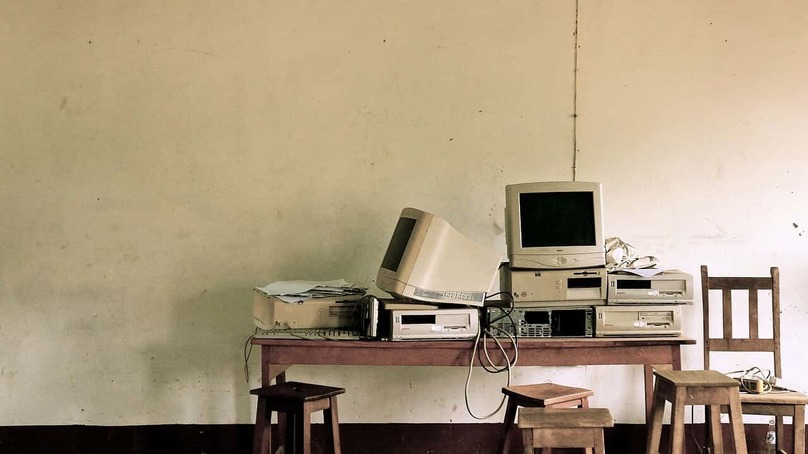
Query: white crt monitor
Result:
<box><xmin>505</xmin><ymin>181</ymin><xmax>605</xmax><ymax>269</ymax></box>
<box><xmin>376</xmin><ymin>207</ymin><xmax>502</xmax><ymax>307</ymax></box>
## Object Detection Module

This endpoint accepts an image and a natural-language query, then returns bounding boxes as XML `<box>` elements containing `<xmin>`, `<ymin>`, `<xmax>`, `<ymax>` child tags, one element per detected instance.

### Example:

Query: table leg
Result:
<box><xmin>643</xmin><ymin>364</ymin><xmax>655</xmax><ymax>420</ymax></box>
<box><xmin>646</xmin><ymin>363</ymin><xmax>673</xmax><ymax>422</ymax></box>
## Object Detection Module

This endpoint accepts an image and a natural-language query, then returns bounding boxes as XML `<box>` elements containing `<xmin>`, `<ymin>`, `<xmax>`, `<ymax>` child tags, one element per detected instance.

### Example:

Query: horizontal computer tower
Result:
<box><xmin>486</xmin><ymin>305</ymin><xmax>594</xmax><ymax>338</ymax></box>
<box><xmin>606</xmin><ymin>271</ymin><xmax>693</xmax><ymax>305</ymax></box>
<box><xmin>500</xmin><ymin>267</ymin><xmax>607</xmax><ymax>307</ymax></box>
<box><xmin>594</xmin><ymin>305</ymin><xmax>682</xmax><ymax>337</ymax></box>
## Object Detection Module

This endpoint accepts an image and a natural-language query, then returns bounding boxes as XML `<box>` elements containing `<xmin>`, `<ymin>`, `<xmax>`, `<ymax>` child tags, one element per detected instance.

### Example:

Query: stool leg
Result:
<box><xmin>593</xmin><ymin>428</ymin><xmax>606</xmax><ymax>454</ymax></box>
<box><xmin>645</xmin><ymin>386</ymin><xmax>666</xmax><ymax>454</ymax></box>
<box><xmin>579</xmin><ymin>400</ymin><xmax>592</xmax><ymax>454</ymax></box>
<box><xmin>522</xmin><ymin>427</ymin><xmax>534</xmax><ymax>454</ymax></box>
<box><xmin>286</xmin><ymin>411</ymin><xmax>298</xmax><ymax>454</ymax></box>
<box><xmin>278</xmin><ymin>412</ymin><xmax>288</xmax><ymax>453</ymax></box>
<box><xmin>499</xmin><ymin>399</ymin><xmax>519</xmax><ymax>454</ymax></box>
<box><xmin>253</xmin><ymin>398</ymin><xmax>272</xmax><ymax>454</ymax></box>
<box><xmin>296</xmin><ymin>404</ymin><xmax>312</xmax><ymax>454</ymax></box>
<box><xmin>725</xmin><ymin>391</ymin><xmax>747</xmax><ymax>454</ymax></box>
<box><xmin>707</xmin><ymin>405</ymin><xmax>723</xmax><ymax>454</ymax></box>
<box><xmin>323</xmin><ymin>396</ymin><xmax>342</xmax><ymax>454</ymax></box>
<box><xmin>669</xmin><ymin>387</ymin><xmax>686</xmax><ymax>454</ymax></box>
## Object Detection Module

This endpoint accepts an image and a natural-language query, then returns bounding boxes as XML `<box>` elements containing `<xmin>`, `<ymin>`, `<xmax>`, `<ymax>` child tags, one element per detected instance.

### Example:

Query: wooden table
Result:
<box><xmin>251</xmin><ymin>336</ymin><xmax>695</xmax><ymax>420</ymax></box>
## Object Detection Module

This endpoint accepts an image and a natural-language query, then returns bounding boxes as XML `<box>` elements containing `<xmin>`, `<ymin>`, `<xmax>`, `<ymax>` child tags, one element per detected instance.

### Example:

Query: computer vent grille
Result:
<box><xmin>414</xmin><ymin>289</ymin><xmax>486</xmax><ymax>303</ymax></box>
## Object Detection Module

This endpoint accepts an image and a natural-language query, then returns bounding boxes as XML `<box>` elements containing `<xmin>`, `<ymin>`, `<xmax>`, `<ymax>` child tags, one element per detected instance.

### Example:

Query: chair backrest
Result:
<box><xmin>701</xmin><ymin>265</ymin><xmax>781</xmax><ymax>377</ymax></box>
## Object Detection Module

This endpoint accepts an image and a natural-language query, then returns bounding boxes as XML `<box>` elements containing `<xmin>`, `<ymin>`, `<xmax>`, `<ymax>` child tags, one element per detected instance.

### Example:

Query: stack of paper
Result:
<box><xmin>255</xmin><ymin>279</ymin><xmax>366</xmax><ymax>303</ymax></box>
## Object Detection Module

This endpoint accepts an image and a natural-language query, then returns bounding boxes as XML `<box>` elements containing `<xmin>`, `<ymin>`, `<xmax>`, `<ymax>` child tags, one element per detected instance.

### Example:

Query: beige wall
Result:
<box><xmin>2</xmin><ymin>0</ymin><xmax>807</xmax><ymax>425</ymax></box>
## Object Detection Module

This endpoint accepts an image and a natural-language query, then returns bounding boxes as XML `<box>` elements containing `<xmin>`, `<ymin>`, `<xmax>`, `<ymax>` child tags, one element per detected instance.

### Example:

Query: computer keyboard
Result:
<box><xmin>253</xmin><ymin>327</ymin><xmax>362</xmax><ymax>340</ymax></box>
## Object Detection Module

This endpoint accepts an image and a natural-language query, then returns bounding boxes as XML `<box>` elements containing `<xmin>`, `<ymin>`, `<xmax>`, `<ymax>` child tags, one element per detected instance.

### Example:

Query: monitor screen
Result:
<box><xmin>505</xmin><ymin>181</ymin><xmax>605</xmax><ymax>270</ymax></box>
<box><xmin>519</xmin><ymin>191</ymin><xmax>596</xmax><ymax>248</ymax></box>
<box><xmin>381</xmin><ymin>217</ymin><xmax>416</xmax><ymax>272</ymax></box>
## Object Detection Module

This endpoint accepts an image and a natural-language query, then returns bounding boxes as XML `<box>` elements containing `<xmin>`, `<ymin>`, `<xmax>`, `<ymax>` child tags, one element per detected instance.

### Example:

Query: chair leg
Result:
<box><xmin>499</xmin><ymin>399</ymin><xmax>519</xmax><ymax>454</ymax></box>
<box><xmin>794</xmin><ymin>404</ymin><xmax>806</xmax><ymax>454</ymax></box>
<box><xmin>775</xmin><ymin>415</ymin><xmax>785</xmax><ymax>453</ymax></box>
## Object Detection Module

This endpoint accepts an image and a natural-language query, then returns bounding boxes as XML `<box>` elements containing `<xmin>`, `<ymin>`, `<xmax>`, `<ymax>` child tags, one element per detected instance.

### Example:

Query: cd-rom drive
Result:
<box><xmin>607</xmin><ymin>271</ymin><xmax>693</xmax><ymax>305</ymax></box>
<box><xmin>501</xmin><ymin>267</ymin><xmax>607</xmax><ymax>306</ymax></box>
<box><xmin>487</xmin><ymin>306</ymin><xmax>593</xmax><ymax>338</ymax></box>
<box><xmin>595</xmin><ymin>305</ymin><xmax>682</xmax><ymax>337</ymax></box>
<box><xmin>390</xmin><ymin>307</ymin><xmax>478</xmax><ymax>341</ymax></box>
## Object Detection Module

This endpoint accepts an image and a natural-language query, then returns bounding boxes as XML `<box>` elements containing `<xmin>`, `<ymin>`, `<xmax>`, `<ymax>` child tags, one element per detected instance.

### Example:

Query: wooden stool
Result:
<box><xmin>645</xmin><ymin>369</ymin><xmax>747</xmax><ymax>454</ymax></box>
<box><xmin>251</xmin><ymin>381</ymin><xmax>345</xmax><ymax>454</ymax></box>
<box><xmin>518</xmin><ymin>407</ymin><xmax>614</xmax><ymax>454</ymax></box>
<box><xmin>500</xmin><ymin>383</ymin><xmax>594</xmax><ymax>454</ymax></box>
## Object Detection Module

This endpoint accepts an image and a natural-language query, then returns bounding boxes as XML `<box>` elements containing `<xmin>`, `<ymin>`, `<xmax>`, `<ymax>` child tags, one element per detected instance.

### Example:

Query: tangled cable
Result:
<box><xmin>725</xmin><ymin>366</ymin><xmax>774</xmax><ymax>394</ymax></box>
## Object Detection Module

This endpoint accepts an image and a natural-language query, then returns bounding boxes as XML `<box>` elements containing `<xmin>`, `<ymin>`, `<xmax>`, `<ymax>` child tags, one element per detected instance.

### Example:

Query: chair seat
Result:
<box><xmin>738</xmin><ymin>389</ymin><xmax>808</xmax><ymax>406</ymax></box>
<box><xmin>731</xmin><ymin>389</ymin><xmax>808</xmax><ymax>418</ymax></box>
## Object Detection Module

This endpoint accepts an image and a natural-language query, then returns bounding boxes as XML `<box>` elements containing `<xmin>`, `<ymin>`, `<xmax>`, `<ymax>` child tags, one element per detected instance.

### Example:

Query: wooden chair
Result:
<box><xmin>702</xmin><ymin>265</ymin><xmax>808</xmax><ymax>454</ymax></box>
<box><xmin>518</xmin><ymin>407</ymin><xmax>614</xmax><ymax>454</ymax></box>
<box><xmin>251</xmin><ymin>381</ymin><xmax>345</xmax><ymax>454</ymax></box>
<box><xmin>645</xmin><ymin>368</ymin><xmax>747</xmax><ymax>454</ymax></box>
<box><xmin>500</xmin><ymin>383</ymin><xmax>594</xmax><ymax>454</ymax></box>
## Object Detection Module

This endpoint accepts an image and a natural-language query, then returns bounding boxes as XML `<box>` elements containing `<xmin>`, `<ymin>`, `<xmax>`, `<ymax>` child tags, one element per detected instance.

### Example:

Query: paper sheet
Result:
<box><xmin>255</xmin><ymin>279</ymin><xmax>366</xmax><ymax>303</ymax></box>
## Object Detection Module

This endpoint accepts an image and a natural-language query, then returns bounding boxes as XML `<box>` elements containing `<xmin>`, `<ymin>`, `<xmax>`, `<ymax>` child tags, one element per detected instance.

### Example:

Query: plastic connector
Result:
<box><xmin>739</xmin><ymin>377</ymin><xmax>765</xmax><ymax>393</ymax></box>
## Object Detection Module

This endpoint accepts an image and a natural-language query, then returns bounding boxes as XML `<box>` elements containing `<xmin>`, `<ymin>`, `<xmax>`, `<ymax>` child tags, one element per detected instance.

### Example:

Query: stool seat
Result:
<box><xmin>519</xmin><ymin>407</ymin><xmax>614</xmax><ymax>429</ymax></box>
<box><xmin>503</xmin><ymin>383</ymin><xmax>594</xmax><ymax>407</ymax></box>
<box><xmin>646</xmin><ymin>369</ymin><xmax>747</xmax><ymax>454</ymax></box>
<box><xmin>251</xmin><ymin>381</ymin><xmax>345</xmax><ymax>454</ymax></box>
<box><xmin>518</xmin><ymin>407</ymin><xmax>614</xmax><ymax>454</ymax></box>
<box><xmin>500</xmin><ymin>383</ymin><xmax>594</xmax><ymax>454</ymax></box>
<box><xmin>250</xmin><ymin>381</ymin><xmax>345</xmax><ymax>401</ymax></box>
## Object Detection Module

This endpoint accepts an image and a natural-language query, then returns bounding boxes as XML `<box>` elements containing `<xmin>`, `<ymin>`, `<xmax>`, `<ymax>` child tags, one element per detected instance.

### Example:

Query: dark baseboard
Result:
<box><xmin>0</xmin><ymin>422</ymin><xmax>781</xmax><ymax>453</ymax></box>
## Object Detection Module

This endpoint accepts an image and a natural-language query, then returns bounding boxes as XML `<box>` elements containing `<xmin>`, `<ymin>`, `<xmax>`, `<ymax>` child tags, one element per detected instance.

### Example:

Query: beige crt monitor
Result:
<box><xmin>375</xmin><ymin>207</ymin><xmax>502</xmax><ymax>307</ymax></box>
<box><xmin>505</xmin><ymin>181</ymin><xmax>606</xmax><ymax>270</ymax></box>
